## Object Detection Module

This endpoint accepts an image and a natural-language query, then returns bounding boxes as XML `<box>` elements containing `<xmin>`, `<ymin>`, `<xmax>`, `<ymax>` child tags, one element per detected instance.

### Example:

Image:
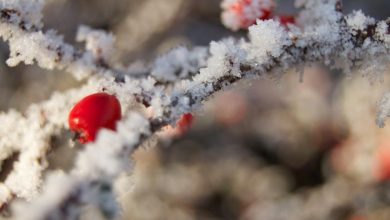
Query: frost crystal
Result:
<box><xmin>77</xmin><ymin>25</ymin><xmax>116</xmax><ymax>61</ymax></box>
<box><xmin>247</xmin><ymin>19</ymin><xmax>291</xmax><ymax>61</ymax></box>
<box><xmin>0</xmin><ymin>0</ymin><xmax>44</xmax><ymax>28</ymax></box>
<box><xmin>151</xmin><ymin>47</ymin><xmax>208</xmax><ymax>82</ymax></box>
<box><xmin>346</xmin><ymin>10</ymin><xmax>376</xmax><ymax>34</ymax></box>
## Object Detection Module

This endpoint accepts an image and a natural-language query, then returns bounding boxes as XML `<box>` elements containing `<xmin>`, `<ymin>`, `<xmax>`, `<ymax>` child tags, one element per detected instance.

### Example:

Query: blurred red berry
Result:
<box><xmin>277</xmin><ymin>15</ymin><xmax>296</xmax><ymax>27</ymax></box>
<box><xmin>375</xmin><ymin>140</ymin><xmax>390</xmax><ymax>181</ymax></box>
<box><xmin>230</xmin><ymin>3</ymin><xmax>272</xmax><ymax>28</ymax></box>
<box><xmin>176</xmin><ymin>113</ymin><xmax>194</xmax><ymax>135</ymax></box>
<box><xmin>68</xmin><ymin>92</ymin><xmax>122</xmax><ymax>143</ymax></box>
<box><xmin>349</xmin><ymin>215</ymin><xmax>367</xmax><ymax>220</ymax></box>
<box><xmin>222</xmin><ymin>0</ymin><xmax>275</xmax><ymax>30</ymax></box>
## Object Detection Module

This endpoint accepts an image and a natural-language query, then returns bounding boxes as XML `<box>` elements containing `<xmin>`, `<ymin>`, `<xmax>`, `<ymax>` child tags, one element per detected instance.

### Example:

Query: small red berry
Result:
<box><xmin>68</xmin><ymin>92</ymin><xmax>122</xmax><ymax>143</ymax></box>
<box><xmin>277</xmin><ymin>15</ymin><xmax>296</xmax><ymax>27</ymax></box>
<box><xmin>176</xmin><ymin>113</ymin><xmax>194</xmax><ymax>135</ymax></box>
<box><xmin>222</xmin><ymin>0</ymin><xmax>275</xmax><ymax>31</ymax></box>
<box><xmin>375</xmin><ymin>140</ymin><xmax>390</xmax><ymax>181</ymax></box>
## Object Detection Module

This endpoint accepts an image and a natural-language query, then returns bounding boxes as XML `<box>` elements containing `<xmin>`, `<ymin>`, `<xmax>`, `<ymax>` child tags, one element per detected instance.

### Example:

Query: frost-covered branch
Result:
<box><xmin>113</xmin><ymin>0</ymin><xmax>390</xmax><ymax>123</ymax></box>
<box><xmin>0</xmin><ymin>0</ymin><xmax>389</xmax><ymax>219</ymax></box>
<box><xmin>14</xmin><ymin>113</ymin><xmax>151</xmax><ymax>220</ymax></box>
<box><xmin>0</xmin><ymin>1</ymin><xmax>210</xmax><ymax>83</ymax></box>
<box><xmin>0</xmin><ymin>1</ymin><xmax>102</xmax><ymax>80</ymax></box>
<box><xmin>0</xmin><ymin>82</ymin><xmax>98</xmax><ymax>207</ymax></box>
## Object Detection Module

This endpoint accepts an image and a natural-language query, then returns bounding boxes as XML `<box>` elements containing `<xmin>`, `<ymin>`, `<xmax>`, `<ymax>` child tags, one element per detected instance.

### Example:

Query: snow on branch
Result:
<box><xmin>13</xmin><ymin>113</ymin><xmax>151</xmax><ymax>220</ymax></box>
<box><xmin>0</xmin><ymin>1</ymin><xmax>210</xmax><ymax>83</ymax></box>
<box><xmin>0</xmin><ymin>0</ymin><xmax>388</xmax><ymax>219</ymax></box>
<box><xmin>0</xmin><ymin>82</ymin><xmax>98</xmax><ymax>207</ymax></box>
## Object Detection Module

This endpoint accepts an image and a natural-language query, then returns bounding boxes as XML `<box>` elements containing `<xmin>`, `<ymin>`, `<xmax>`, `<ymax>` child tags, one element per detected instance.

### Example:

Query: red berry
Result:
<box><xmin>68</xmin><ymin>92</ymin><xmax>122</xmax><ymax>143</ymax></box>
<box><xmin>277</xmin><ymin>15</ymin><xmax>296</xmax><ymax>27</ymax></box>
<box><xmin>222</xmin><ymin>0</ymin><xmax>275</xmax><ymax>30</ymax></box>
<box><xmin>375</xmin><ymin>140</ymin><xmax>390</xmax><ymax>181</ymax></box>
<box><xmin>176</xmin><ymin>113</ymin><xmax>194</xmax><ymax>135</ymax></box>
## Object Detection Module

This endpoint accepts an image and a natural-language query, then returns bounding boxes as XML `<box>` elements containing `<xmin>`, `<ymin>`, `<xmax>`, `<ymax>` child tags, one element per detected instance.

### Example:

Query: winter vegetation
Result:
<box><xmin>0</xmin><ymin>0</ymin><xmax>389</xmax><ymax>219</ymax></box>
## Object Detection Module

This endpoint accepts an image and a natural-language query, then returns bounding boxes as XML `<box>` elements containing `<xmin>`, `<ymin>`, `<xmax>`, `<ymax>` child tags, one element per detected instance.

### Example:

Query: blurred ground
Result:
<box><xmin>0</xmin><ymin>0</ymin><xmax>389</xmax><ymax>220</ymax></box>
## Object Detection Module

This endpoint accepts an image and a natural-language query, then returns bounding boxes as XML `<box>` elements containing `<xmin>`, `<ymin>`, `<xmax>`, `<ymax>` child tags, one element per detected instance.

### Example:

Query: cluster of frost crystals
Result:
<box><xmin>342</xmin><ymin>11</ymin><xmax>389</xmax><ymax>80</ymax></box>
<box><xmin>346</xmin><ymin>10</ymin><xmax>376</xmax><ymax>34</ymax></box>
<box><xmin>376</xmin><ymin>20</ymin><xmax>390</xmax><ymax>44</ymax></box>
<box><xmin>13</xmin><ymin>173</ymin><xmax>80</xmax><ymax>220</ymax></box>
<box><xmin>296</xmin><ymin>0</ymin><xmax>342</xmax><ymax>61</ymax></box>
<box><xmin>157</xmin><ymin>41</ymin><xmax>230</xmax><ymax>118</ymax></box>
<box><xmin>221</xmin><ymin>0</ymin><xmax>275</xmax><ymax>31</ymax></box>
<box><xmin>294</xmin><ymin>0</ymin><xmax>389</xmax><ymax>81</ymax></box>
<box><xmin>246</xmin><ymin>19</ymin><xmax>291</xmax><ymax>61</ymax></box>
<box><xmin>194</xmin><ymin>39</ymin><xmax>242</xmax><ymax>83</ymax></box>
<box><xmin>0</xmin><ymin>0</ymin><xmax>44</xmax><ymax>28</ymax></box>
<box><xmin>97</xmin><ymin>75</ymin><xmax>159</xmax><ymax>116</ymax></box>
<box><xmin>74</xmin><ymin>113</ymin><xmax>150</xmax><ymax>178</ymax></box>
<box><xmin>77</xmin><ymin>25</ymin><xmax>116</xmax><ymax>61</ymax></box>
<box><xmin>0</xmin><ymin>0</ymin><xmax>51</xmax><ymax>74</ymax></box>
<box><xmin>0</xmin><ymin>12</ymin><xmax>119</xmax><ymax>81</ymax></box>
<box><xmin>151</xmin><ymin>47</ymin><xmax>208</xmax><ymax>82</ymax></box>
<box><xmin>5</xmin><ymin>29</ymin><xmax>73</xmax><ymax>69</ymax></box>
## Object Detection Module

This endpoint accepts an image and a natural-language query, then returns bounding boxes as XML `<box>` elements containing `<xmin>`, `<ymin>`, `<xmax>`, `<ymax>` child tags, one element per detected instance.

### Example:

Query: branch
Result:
<box><xmin>0</xmin><ymin>4</ymin><xmax>209</xmax><ymax>84</ymax></box>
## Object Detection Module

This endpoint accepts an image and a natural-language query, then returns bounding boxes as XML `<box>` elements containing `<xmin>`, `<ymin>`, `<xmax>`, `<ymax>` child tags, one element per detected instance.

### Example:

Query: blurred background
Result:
<box><xmin>0</xmin><ymin>0</ymin><xmax>390</xmax><ymax>219</ymax></box>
